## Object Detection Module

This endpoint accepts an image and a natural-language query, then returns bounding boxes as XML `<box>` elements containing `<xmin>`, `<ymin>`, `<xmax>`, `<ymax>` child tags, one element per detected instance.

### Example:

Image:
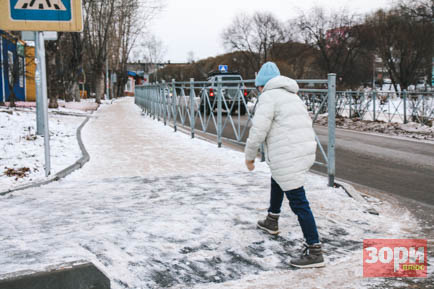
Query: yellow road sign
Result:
<box><xmin>0</xmin><ymin>0</ymin><xmax>83</xmax><ymax>32</ymax></box>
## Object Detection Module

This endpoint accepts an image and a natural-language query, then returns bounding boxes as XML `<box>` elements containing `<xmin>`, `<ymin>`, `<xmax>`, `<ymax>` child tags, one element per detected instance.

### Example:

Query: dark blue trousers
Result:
<box><xmin>268</xmin><ymin>178</ymin><xmax>320</xmax><ymax>245</ymax></box>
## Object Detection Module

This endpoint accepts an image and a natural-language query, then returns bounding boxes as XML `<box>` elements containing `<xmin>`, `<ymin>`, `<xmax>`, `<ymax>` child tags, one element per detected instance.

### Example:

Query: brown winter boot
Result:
<box><xmin>257</xmin><ymin>213</ymin><xmax>280</xmax><ymax>235</ymax></box>
<box><xmin>290</xmin><ymin>243</ymin><xmax>325</xmax><ymax>268</ymax></box>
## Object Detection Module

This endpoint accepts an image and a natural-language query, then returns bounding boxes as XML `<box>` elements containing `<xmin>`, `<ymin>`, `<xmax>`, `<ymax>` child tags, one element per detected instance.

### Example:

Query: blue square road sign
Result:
<box><xmin>10</xmin><ymin>0</ymin><xmax>72</xmax><ymax>21</ymax></box>
<box><xmin>219</xmin><ymin>65</ymin><xmax>228</xmax><ymax>72</ymax></box>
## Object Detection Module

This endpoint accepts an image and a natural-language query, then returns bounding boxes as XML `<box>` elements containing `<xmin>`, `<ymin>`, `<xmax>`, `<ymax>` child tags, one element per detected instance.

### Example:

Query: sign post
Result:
<box><xmin>35</xmin><ymin>31</ymin><xmax>51</xmax><ymax>176</ymax></box>
<box><xmin>1</xmin><ymin>0</ymin><xmax>83</xmax><ymax>177</ymax></box>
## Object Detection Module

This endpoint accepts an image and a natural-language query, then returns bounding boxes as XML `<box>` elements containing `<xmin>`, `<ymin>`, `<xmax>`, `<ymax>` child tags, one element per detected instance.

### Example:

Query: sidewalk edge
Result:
<box><xmin>0</xmin><ymin>116</ymin><xmax>91</xmax><ymax>196</ymax></box>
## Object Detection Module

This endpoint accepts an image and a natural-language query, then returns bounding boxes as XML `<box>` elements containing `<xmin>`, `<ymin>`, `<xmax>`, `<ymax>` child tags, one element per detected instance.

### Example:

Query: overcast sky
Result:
<box><xmin>150</xmin><ymin>0</ymin><xmax>394</xmax><ymax>63</ymax></box>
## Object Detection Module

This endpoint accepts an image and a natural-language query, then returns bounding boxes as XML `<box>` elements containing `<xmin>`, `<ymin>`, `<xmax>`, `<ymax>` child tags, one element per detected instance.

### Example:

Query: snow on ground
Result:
<box><xmin>0</xmin><ymin>98</ymin><xmax>430</xmax><ymax>289</ymax></box>
<box><xmin>0</xmin><ymin>108</ymin><xmax>85</xmax><ymax>189</ymax></box>
<box><xmin>57</xmin><ymin>99</ymin><xmax>100</xmax><ymax>113</ymax></box>
<box><xmin>316</xmin><ymin>114</ymin><xmax>434</xmax><ymax>142</ymax></box>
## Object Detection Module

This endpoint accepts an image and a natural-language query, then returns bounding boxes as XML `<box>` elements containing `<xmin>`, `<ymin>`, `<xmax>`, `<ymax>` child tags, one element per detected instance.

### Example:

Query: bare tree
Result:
<box><xmin>82</xmin><ymin>0</ymin><xmax>116</xmax><ymax>103</ymax></box>
<box><xmin>366</xmin><ymin>5</ymin><xmax>433</xmax><ymax>90</ymax></box>
<box><xmin>134</xmin><ymin>33</ymin><xmax>166</xmax><ymax>82</ymax></box>
<box><xmin>222</xmin><ymin>12</ymin><xmax>287</xmax><ymax>71</ymax></box>
<box><xmin>398</xmin><ymin>0</ymin><xmax>433</xmax><ymax>19</ymax></box>
<box><xmin>110</xmin><ymin>0</ymin><xmax>165</xmax><ymax>97</ymax></box>
<box><xmin>295</xmin><ymin>7</ymin><xmax>372</xmax><ymax>87</ymax></box>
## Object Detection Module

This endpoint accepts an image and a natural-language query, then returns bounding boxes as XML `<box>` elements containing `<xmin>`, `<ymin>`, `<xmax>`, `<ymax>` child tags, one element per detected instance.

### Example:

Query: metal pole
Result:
<box><xmin>153</xmin><ymin>83</ymin><xmax>156</xmax><ymax>118</ymax></box>
<box><xmin>217</xmin><ymin>76</ymin><xmax>222</xmax><ymax>148</ymax></box>
<box><xmin>372</xmin><ymin>90</ymin><xmax>376</xmax><ymax>121</ymax></box>
<box><xmin>105</xmin><ymin>41</ymin><xmax>110</xmax><ymax>100</ymax></box>
<box><xmin>0</xmin><ymin>37</ymin><xmax>5</xmax><ymax>103</ymax></box>
<box><xmin>34</xmin><ymin>31</ymin><xmax>44</xmax><ymax>136</ymax></box>
<box><xmin>403</xmin><ymin>90</ymin><xmax>407</xmax><ymax>124</ymax></box>
<box><xmin>348</xmin><ymin>92</ymin><xmax>352</xmax><ymax>118</ymax></box>
<box><xmin>327</xmin><ymin>73</ymin><xmax>336</xmax><ymax>187</ymax></box>
<box><xmin>172</xmin><ymin>79</ymin><xmax>177</xmax><ymax>132</ymax></box>
<box><xmin>105</xmin><ymin>54</ymin><xmax>110</xmax><ymax>100</ymax></box>
<box><xmin>190</xmin><ymin>78</ymin><xmax>195</xmax><ymax>138</ymax></box>
<box><xmin>162</xmin><ymin>80</ymin><xmax>167</xmax><ymax>125</ymax></box>
<box><xmin>36</xmin><ymin>31</ymin><xmax>51</xmax><ymax>177</ymax></box>
<box><xmin>155</xmin><ymin>81</ymin><xmax>161</xmax><ymax>121</ymax></box>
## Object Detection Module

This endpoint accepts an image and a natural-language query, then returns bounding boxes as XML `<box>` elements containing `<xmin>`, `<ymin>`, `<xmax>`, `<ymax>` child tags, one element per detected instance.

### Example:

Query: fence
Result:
<box><xmin>135</xmin><ymin>74</ymin><xmax>337</xmax><ymax>186</ymax></box>
<box><xmin>324</xmin><ymin>90</ymin><xmax>432</xmax><ymax>125</ymax></box>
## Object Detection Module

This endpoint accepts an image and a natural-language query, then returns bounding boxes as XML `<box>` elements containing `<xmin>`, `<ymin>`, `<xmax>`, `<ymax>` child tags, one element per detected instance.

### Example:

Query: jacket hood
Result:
<box><xmin>263</xmin><ymin>76</ymin><xmax>299</xmax><ymax>94</ymax></box>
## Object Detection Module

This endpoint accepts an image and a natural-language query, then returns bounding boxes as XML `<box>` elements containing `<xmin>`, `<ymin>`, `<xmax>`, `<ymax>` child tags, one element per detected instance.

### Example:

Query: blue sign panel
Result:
<box><xmin>219</xmin><ymin>65</ymin><xmax>228</xmax><ymax>73</ymax></box>
<box><xmin>10</xmin><ymin>0</ymin><xmax>72</xmax><ymax>21</ymax></box>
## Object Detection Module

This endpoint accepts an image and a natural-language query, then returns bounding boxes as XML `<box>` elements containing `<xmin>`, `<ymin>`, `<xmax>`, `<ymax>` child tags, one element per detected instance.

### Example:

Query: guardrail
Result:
<box><xmin>335</xmin><ymin>90</ymin><xmax>433</xmax><ymax>125</ymax></box>
<box><xmin>135</xmin><ymin>74</ymin><xmax>337</xmax><ymax>186</ymax></box>
<box><xmin>299</xmin><ymin>90</ymin><xmax>433</xmax><ymax>125</ymax></box>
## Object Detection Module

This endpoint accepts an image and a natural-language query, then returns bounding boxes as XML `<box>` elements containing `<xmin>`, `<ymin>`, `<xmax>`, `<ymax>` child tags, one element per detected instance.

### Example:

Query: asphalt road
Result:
<box><xmin>313</xmin><ymin>126</ymin><xmax>434</xmax><ymax>206</ymax></box>
<box><xmin>175</xmin><ymin>113</ymin><xmax>434</xmax><ymax>206</ymax></box>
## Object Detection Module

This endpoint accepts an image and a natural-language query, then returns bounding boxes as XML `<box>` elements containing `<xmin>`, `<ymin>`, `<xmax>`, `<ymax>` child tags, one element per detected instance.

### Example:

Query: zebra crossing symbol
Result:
<box><xmin>10</xmin><ymin>0</ymin><xmax>72</xmax><ymax>21</ymax></box>
<box><xmin>14</xmin><ymin>0</ymin><xmax>67</xmax><ymax>11</ymax></box>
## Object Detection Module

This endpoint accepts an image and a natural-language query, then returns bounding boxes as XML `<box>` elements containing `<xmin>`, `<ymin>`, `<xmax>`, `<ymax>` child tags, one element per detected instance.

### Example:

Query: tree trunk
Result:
<box><xmin>95</xmin><ymin>72</ymin><xmax>104</xmax><ymax>104</ymax></box>
<box><xmin>72</xmin><ymin>82</ymin><xmax>81</xmax><ymax>102</ymax></box>
<box><xmin>8</xmin><ymin>84</ymin><xmax>16</xmax><ymax>107</ymax></box>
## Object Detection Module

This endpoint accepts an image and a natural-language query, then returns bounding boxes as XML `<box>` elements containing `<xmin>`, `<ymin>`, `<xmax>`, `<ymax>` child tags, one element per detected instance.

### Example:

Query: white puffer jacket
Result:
<box><xmin>245</xmin><ymin>76</ymin><xmax>317</xmax><ymax>191</ymax></box>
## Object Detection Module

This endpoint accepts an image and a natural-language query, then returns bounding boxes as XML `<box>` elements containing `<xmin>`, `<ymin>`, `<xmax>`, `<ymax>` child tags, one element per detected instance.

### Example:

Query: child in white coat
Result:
<box><xmin>245</xmin><ymin>62</ymin><xmax>324</xmax><ymax>268</ymax></box>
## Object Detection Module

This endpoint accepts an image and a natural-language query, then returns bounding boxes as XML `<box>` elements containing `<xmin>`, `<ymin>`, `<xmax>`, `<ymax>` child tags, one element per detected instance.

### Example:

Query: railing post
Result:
<box><xmin>327</xmin><ymin>73</ymin><xmax>336</xmax><ymax>187</ymax></box>
<box><xmin>372</xmin><ymin>90</ymin><xmax>376</xmax><ymax>121</ymax></box>
<box><xmin>190</xmin><ymin>78</ymin><xmax>195</xmax><ymax>138</ymax></box>
<box><xmin>146</xmin><ymin>85</ymin><xmax>149</xmax><ymax>114</ymax></box>
<box><xmin>162</xmin><ymin>80</ymin><xmax>167</xmax><ymax>125</ymax></box>
<box><xmin>152</xmin><ymin>83</ymin><xmax>156</xmax><ymax>120</ymax></box>
<box><xmin>217</xmin><ymin>76</ymin><xmax>223</xmax><ymax>148</ymax></box>
<box><xmin>147</xmin><ymin>85</ymin><xmax>150</xmax><ymax>115</ymax></box>
<box><xmin>312</xmin><ymin>93</ymin><xmax>316</xmax><ymax>115</ymax></box>
<box><xmin>403</xmin><ymin>90</ymin><xmax>407</xmax><ymax>124</ymax></box>
<box><xmin>157</xmin><ymin>81</ymin><xmax>161</xmax><ymax>122</ymax></box>
<box><xmin>172</xmin><ymin>79</ymin><xmax>177</xmax><ymax>132</ymax></box>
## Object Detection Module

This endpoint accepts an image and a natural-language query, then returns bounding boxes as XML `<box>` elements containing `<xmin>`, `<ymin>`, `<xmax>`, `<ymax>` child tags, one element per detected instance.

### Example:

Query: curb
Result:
<box><xmin>334</xmin><ymin>181</ymin><xmax>367</xmax><ymax>202</ymax></box>
<box><xmin>0</xmin><ymin>116</ymin><xmax>91</xmax><ymax>196</ymax></box>
<box><xmin>334</xmin><ymin>181</ymin><xmax>380</xmax><ymax>215</ymax></box>
<box><xmin>0</xmin><ymin>260</ymin><xmax>110</xmax><ymax>289</ymax></box>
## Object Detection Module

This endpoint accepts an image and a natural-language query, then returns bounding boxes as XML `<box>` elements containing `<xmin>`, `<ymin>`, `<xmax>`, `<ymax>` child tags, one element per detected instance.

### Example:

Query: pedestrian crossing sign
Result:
<box><xmin>11</xmin><ymin>0</ymin><xmax>71</xmax><ymax>21</ymax></box>
<box><xmin>0</xmin><ymin>0</ymin><xmax>83</xmax><ymax>32</ymax></box>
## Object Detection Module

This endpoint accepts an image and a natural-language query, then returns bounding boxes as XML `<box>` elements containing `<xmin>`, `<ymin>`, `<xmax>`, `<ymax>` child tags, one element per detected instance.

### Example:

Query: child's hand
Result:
<box><xmin>245</xmin><ymin>159</ymin><xmax>255</xmax><ymax>171</ymax></box>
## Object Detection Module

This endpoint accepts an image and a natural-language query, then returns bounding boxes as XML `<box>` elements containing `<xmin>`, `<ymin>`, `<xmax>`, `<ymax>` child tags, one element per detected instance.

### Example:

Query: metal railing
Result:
<box><xmin>334</xmin><ymin>90</ymin><xmax>434</xmax><ymax>125</ymax></box>
<box><xmin>135</xmin><ymin>74</ymin><xmax>337</xmax><ymax>186</ymax></box>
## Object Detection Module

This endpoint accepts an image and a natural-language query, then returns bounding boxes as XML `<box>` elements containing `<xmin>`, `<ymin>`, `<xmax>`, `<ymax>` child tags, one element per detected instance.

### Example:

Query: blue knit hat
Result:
<box><xmin>255</xmin><ymin>62</ymin><xmax>280</xmax><ymax>87</ymax></box>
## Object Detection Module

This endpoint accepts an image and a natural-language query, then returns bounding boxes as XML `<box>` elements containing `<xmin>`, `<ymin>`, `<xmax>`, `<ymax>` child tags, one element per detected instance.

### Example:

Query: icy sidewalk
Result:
<box><xmin>0</xmin><ymin>97</ymin><xmax>425</xmax><ymax>289</ymax></box>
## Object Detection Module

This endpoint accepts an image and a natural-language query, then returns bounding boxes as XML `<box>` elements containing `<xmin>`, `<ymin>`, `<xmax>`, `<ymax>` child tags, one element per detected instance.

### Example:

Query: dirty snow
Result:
<box><xmin>0</xmin><ymin>98</ymin><xmax>430</xmax><ymax>289</ymax></box>
<box><xmin>316</xmin><ymin>114</ymin><xmax>434</xmax><ymax>142</ymax></box>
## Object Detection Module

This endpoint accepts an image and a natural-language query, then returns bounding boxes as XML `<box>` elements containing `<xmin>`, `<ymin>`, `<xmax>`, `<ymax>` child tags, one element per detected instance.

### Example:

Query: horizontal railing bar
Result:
<box><xmin>314</xmin><ymin>161</ymin><xmax>328</xmax><ymax>167</ymax></box>
<box><xmin>299</xmin><ymin>89</ymin><xmax>328</xmax><ymax>93</ymax></box>
<box><xmin>296</xmin><ymin>80</ymin><xmax>329</xmax><ymax>84</ymax></box>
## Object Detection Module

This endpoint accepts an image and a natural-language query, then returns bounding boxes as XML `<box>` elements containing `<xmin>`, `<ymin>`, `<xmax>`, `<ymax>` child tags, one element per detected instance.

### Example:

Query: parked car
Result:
<box><xmin>200</xmin><ymin>71</ymin><xmax>249</xmax><ymax>115</ymax></box>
